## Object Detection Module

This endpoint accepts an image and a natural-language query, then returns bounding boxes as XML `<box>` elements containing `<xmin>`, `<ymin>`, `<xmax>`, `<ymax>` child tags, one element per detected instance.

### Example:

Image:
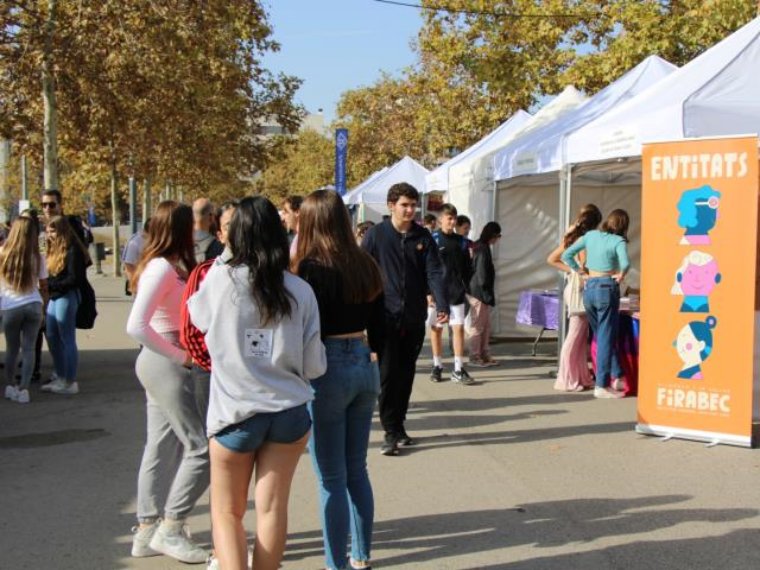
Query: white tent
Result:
<box><xmin>447</xmin><ymin>86</ymin><xmax>588</xmax><ymax>238</ymax></box>
<box><xmin>565</xmin><ymin>17</ymin><xmax>760</xmax><ymax>166</ymax></box>
<box><xmin>493</xmin><ymin>55</ymin><xmax>677</xmax><ymax>182</ymax></box>
<box><xmin>490</xmin><ymin>56</ymin><xmax>677</xmax><ymax>337</ymax></box>
<box><xmin>425</xmin><ymin>109</ymin><xmax>532</xmax><ymax>194</ymax></box>
<box><xmin>344</xmin><ymin>156</ymin><xmax>429</xmax><ymax>222</ymax></box>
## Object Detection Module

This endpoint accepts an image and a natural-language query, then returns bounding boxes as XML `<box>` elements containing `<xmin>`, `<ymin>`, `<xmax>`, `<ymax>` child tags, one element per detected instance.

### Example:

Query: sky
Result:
<box><xmin>262</xmin><ymin>1</ymin><xmax>424</xmax><ymax>124</ymax></box>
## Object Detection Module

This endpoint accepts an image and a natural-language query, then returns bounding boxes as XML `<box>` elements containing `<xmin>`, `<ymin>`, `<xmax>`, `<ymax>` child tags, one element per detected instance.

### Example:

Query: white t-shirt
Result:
<box><xmin>1</xmin><ymin>254</ymin><xmax>48</xmax><ymax>311</ymax></box>
<box><xmin>122</xmin><ymin>232</ymin><xmax>145</xmax><ymax>266</ymax></box>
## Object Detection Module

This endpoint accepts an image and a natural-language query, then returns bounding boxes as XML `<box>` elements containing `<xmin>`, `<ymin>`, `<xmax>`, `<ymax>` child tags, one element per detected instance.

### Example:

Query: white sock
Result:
<box><xmin>433</xmin><ymin>355</ymin><xmax>442</xmax><ymax>368</ymax></box>
<box><xmin>454</xmin><ymin>357</ymin><xmax>463</xmax><ymax>372</ymax></box>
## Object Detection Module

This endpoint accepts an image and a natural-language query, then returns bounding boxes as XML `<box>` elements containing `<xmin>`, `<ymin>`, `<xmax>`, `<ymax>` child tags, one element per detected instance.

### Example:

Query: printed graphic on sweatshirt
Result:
<box><xmin>245</xmin><ymin>329</ymin><xmax>273</xmax><ymax>358</ymax></box>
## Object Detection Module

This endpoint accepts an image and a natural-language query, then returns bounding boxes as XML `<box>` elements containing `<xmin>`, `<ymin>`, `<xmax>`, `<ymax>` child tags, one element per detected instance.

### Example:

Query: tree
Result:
<box><xmin>1</xmin><ymin>1</ymin><xmax>303</xmax><ymax>273</ymax></box>
<box><xmin>257</xmin><ymin>129</ymin><xmax>334</xmax><ymax>200</ymax></box>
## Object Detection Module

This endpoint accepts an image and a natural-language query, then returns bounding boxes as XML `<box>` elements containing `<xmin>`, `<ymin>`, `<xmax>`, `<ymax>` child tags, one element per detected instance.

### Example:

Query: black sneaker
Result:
<box><xmin>380</xmin><ymin>433</ymin><xmax>399</xmax><ymax>456</ymax></box>
<box><xmin>452</xmin><ymin>368</ymin><xmax>475</xmax><ymax>385</ymax></box>
<box><xmin>398</xmin><ymin>428</ymin><xmax>415</xmax><ymax>446</ymax></box>
<box><xmin>429</xmin><ymin>365</ymin><xmax>443</xmax><ymax>383</ymax></box>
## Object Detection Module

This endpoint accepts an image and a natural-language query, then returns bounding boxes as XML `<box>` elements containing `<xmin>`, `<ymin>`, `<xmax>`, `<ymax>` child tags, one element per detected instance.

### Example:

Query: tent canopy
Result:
<box><xmin>445</xmin><ymin>86</ymin><xmax>588</xmax><ymax>236</ymax></box>
<box><xmin>425</xmin><ymin>109</ymin><xmax>532</xmax><ymax>194</ymax></box>
<box><xmin>344</xmin><ymin>156</ymin><xmax>429</xmax><ymax>206</ymax></box>
<box><xmin>566</xmin><ymin>17</ymin><xmax>760</xmax><ymax>165</ymax></box>
<box><xmin>492</xmin><ymin>55</ymin><xmax>677</xmax><ymax>182</ymax></box>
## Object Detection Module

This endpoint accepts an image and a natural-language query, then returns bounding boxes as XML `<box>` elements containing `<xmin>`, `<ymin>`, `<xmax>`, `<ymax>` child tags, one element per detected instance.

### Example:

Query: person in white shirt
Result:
<box><xmin>122</xmin><ymin>218</ymin><xmax>150</xmax><ymax>295</ymax></box>
<box><xmin>188</xmin><ymin>196</ymin><xmax>326</xmax><ymax>570</ymax></box>
<box><xmin>1</xmin><ymin>216</ymin><xmax>48</xmax><ymax>404</ymax></box>
<box><xmin>126</xmin><ymin>201</ymin><xmax>209</xmax><ymax>565</ymax></box>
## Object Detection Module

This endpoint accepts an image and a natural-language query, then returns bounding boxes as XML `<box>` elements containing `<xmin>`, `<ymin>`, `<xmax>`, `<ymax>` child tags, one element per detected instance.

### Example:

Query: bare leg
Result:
<box><xmin>210</xmin><ymin>438</ymin><xmax>254</xmax><ymax>570</ymax></box>
<box><xmin>430</xmin><ymin>326</ymin><xmax>443</xmax><ymax>359</ymax></box>
<box><xmin>252</xmin><ymin>433</ymin><xmax>310</xmax><ymax>570</ymax></box>
<box><xmin>452</xmin><ymin>325</ymin><xmax>465</xmax><ymax>358</ymax></box>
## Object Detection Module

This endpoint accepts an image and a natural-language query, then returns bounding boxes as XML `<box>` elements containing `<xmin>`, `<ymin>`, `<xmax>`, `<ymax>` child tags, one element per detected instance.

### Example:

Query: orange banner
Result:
<box><xmin>638</xmin><ymin>136</ymin><xmax>759</xmax><ymax>447</ymax></box>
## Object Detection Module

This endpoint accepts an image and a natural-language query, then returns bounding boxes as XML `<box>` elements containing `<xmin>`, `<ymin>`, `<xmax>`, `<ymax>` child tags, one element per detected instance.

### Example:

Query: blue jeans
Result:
<box><xmin>583</xmin><ymin>277</ymin><xmax>622</xmax><ymax>388</ymax></box>
<box><xmin>46</xmin><ymin>290</ymin><xmax>80</xmax><ymax>381</ymax></box>
<box><xmin>308</xmin><ymin>338</ymin><xmax>380</xmax><ymax>570</ymax></box>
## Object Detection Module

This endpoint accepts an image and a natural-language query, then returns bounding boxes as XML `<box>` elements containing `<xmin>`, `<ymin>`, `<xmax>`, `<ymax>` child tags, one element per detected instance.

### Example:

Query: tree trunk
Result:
<box><xmin>111</xmin><ymin>159</ymin><xmax>121</xmax><ymax>277</ymax></box>
<box><xmin>0</xmin><ymin>139</ymin><xmax>10</xmax><ymax>221</ymax></box>
<box><xmin>42</xmin><ymin>0</ymin><xmax>59</xmax><ymax>192</ymax></box>
<box><xmin>142</xmin><ymin>176</ymin><xmax>152</xmax><ymax>223</ymax></box>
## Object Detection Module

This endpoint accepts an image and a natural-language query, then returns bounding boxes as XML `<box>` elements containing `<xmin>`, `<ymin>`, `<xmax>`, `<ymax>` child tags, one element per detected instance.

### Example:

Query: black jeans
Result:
<box><xmin>378</xmin><ymin>321</ymin><xmax>425</xmax><ymax>436</ymax></box>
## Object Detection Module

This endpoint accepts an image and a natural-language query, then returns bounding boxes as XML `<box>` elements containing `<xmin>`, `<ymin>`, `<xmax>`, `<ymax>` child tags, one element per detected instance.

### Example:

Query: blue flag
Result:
<box><xmin>335</xmin><ymin>128</ymin><xmax>348</xmax><ymax>195</ymax></box>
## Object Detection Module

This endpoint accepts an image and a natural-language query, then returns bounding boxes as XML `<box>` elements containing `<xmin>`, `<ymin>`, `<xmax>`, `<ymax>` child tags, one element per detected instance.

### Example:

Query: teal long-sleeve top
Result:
<box><xmin>560</xmin><ymin>230</ymin><xmax>630</xmax><ymax>273</ymax></box>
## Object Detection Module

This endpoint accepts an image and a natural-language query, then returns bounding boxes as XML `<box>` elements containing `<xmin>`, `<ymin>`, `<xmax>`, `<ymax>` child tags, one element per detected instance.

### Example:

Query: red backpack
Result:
<box><xmin>180</xmin><ymin>259</ymin><xmax>215</xmax><ymax>372</ymax></box>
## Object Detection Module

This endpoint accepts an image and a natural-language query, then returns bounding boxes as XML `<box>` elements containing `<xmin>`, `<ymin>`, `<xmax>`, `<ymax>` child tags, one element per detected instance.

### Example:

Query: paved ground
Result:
<box><xmin>1</xmin><ymin>275</ymin><xmax>760</xmax><ymax>570</ymax></box>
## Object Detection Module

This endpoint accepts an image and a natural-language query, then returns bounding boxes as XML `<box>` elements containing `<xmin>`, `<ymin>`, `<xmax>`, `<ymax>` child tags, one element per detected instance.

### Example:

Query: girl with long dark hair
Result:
<box><xmin>561</xmin><ymin>208</ymin><xmax>631</xmax><ymax>398</ymax></box>
<box><xmin>42</xmin><ymin>215</ymin><xmax>89</xmax><ymax>395</ymax></box>
<box><xmin>126</xmin><ymin>201</ymin><xmax>209</xmax><ymax>564</ymax></box>
<box><xmin>548</xmin><ymin>204</ymin><xmax>602</xmax><ymax>391</ymax></box>
<box><xmin>292</xmin><ymin>189</ymin><xmax>384</xmax><ymax>570</ymax></box>
<box><xmin>188</xmin><ymin>196</ymin><xmax>326</xmax><ymax>570</ymax></box>
<box><xmin>467</xmin><ymin>221</ymin><xmax>501</xmax><ymax>367</ymax></box>
<box><xmin>1</xmin><ymin>216</ymin><xmax>47</xmax><ymax>404</ymax></box>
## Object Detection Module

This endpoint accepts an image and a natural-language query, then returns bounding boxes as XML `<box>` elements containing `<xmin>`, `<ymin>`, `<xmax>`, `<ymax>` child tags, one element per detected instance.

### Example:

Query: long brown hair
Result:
<box><xmin>293</xmin><ymin>189</ymin><xmax>383</xmax><ymax>303</ymax></box>
<box><xmin>602</xmin><ymin>209</ymin><xmax>630</xmax><ymax>241</ymax></box>
<box><xmin>131</xmin><ymin>201</ymin><xmax>195</xmax><ymax>292</ymax></box>
<box><xmin>0</xmin><ymin>217</ymin><xmax>41</xmax><ymax>293</ymax></box>
<box><xmin>564</xmin><ymin>204</ymin><xmax>602</xmax><ymax>248</ymax></box>
<box><xmin>46</xmin><ymin>216</ymin><xmax>90</xmax><ymax>275</ymax></box>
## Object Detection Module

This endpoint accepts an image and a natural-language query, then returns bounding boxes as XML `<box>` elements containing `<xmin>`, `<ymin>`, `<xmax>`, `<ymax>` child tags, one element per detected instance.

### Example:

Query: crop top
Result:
<box><xmin>561</xmin><ymin>230</ymin><xmax>630</xmax><ymax>273</ymax></box>
<box><xmin>297</xmin><ymin>259</ymin><xmax>385</xmax><ymax>354</ymax></box>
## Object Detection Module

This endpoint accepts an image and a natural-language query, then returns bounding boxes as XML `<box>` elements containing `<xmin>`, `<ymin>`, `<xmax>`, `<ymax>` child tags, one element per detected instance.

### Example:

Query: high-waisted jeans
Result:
<box><xmin>46</xmin><ymin>290</ymin><xmax>80</xmax><ymax>381</ymax></box>
<box><xmin>308</xmin><ymin>338</ymin><xmax>381</xmax><ymax>570</ymax></box>
<box><xmin>583</xmin><ymin>276</ymin><xmax>622</xmax><ymax>387</ymax></box>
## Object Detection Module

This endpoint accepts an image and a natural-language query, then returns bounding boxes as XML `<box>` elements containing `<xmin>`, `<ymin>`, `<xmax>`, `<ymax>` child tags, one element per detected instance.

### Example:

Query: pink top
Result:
<box><xmin>126</xmin><ymin>257</ymin><xmax>187</xmax><ymax>364</ymax></box>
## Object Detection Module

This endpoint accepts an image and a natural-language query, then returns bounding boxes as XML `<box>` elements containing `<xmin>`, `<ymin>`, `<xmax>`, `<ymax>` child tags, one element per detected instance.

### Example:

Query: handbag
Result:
<box><xmin>564</xmin><ymin>271</ymin><xmax>585</xmax><ymax>316</ymax></box>
<box><xmin>76</xmin><ymin>277</ymin><xmax>98</xmax><ymax>329</ymax></box>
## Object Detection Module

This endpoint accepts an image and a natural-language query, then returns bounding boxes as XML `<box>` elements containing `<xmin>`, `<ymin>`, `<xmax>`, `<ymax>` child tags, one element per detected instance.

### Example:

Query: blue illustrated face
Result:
<box><xmin>685</xmin><ymin>203</ymin><xmax>718</xmax><ymax>236</ymax></box>
<box><xmin>676</xmin><ymin>185</ymin><xmax>721</xmax><ymax>244</ymax></box>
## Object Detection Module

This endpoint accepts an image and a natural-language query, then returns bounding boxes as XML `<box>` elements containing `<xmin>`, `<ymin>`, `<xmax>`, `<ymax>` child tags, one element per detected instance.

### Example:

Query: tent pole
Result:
<box><xmin>557</xmin><ymin>166</ymin><xmax>571</xmax><ymax>360</ymax></box>
<box><xmin>491</xmin><ymin>177</ymin><xmax>501</xmax><ymax>335</ymax></box>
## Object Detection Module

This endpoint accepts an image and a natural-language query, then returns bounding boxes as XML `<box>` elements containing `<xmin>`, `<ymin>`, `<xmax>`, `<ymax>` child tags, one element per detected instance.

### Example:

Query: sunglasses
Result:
<box><xmin>41</xmin><ymin>202</ymin><xmax>59</xmax><ymax>209</ymax></box>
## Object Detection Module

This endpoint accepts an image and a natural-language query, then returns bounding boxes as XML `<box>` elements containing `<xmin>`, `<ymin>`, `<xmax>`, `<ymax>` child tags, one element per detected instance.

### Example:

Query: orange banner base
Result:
<box><xmin>636</xmin><ymin>423</ymin><xmax>752</xmax><ymax>448</ymax></box>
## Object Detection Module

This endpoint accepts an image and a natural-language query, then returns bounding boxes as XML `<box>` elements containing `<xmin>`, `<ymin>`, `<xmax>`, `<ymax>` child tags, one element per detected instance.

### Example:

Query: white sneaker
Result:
<box><xmin>4</xmin><ymin>385</ymin><xmax>18</xmax><ymax>401</ymax></box>
<box><xmin>149</xmin><ymin>520</ymin><xmax>207</xmax><ymax>564</ymax></box>
<box><xmin>594</xmin><ymin>387</ymin><xmax>624</xmax><ymax>399</ymax></box>
<box><xmin>611</xmin><ymin>378</ymin><xmax>626</xmax><ymax>391</ymax></box>
<box><xmin>131</xmin><ymin>522</ymin><xmax>160</xmax><ymax>558</ymax></box>
<box><xmin>16</xmin><ymin>389</ymin><xmax>30</xmax><ymax>404</ymax></box>
<box><xmin>51</xmin><ymin>381</ymin><xmax>79</xmax><ymax>395</ymax></box>
<box><xmin>207</xmin><ymin>547</ymin><xmax>254</xmax><ymax>569</ymax></box>
<box><xmin>41</xmin><ymin>378</ymin><xmax>65</xmax><ymax>392</ymax></box>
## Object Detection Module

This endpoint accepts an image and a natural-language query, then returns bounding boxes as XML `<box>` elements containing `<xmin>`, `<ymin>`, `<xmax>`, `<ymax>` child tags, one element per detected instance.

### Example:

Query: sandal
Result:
<box><xmin>350</xmin><ymin>560</ymin><xmax>372</xmax><ymax>569</ymax></box>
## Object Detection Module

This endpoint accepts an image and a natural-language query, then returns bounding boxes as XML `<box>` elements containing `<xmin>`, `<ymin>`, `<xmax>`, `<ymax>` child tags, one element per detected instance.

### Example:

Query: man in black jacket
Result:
<box><xmin>362</xmin><ymin>183</ymin><xmax>448</xmax><ymax>456</ymax></box>
<box><xmin>430</xmin><ymin>204</ymin><xmax>475</xmax><ymax>385</ymax></box>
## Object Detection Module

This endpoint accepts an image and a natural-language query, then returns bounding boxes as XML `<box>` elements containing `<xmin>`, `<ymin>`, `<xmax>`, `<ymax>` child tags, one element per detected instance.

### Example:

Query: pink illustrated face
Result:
<box><xmin>680</xmin><ymin>261</ymin><xmax>719</xmax><ymax>296</ymax></box>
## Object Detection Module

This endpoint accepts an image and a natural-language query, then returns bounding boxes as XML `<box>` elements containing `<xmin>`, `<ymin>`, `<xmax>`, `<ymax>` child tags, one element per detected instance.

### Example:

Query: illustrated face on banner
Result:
<box><xmin>674</xmin><ymin>316</ymin><xmax>717</xmax><ymax>380</ymax></box>
<box><xmin>671</xmin><ymin>251</ymin><xmax>721</xmax><ymax>312</ymax></box>
<box><xmin>677</xmin><ymin>185</ymin><xmax>721</xmax><ymax>245</ymax></box>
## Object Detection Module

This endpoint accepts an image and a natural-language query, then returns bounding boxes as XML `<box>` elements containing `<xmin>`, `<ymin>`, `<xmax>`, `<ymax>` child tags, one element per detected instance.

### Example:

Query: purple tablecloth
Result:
<box><xmin>516</xmin><ymin>290</ymin><xmax>559</xmax><ymax>330</ymax></box>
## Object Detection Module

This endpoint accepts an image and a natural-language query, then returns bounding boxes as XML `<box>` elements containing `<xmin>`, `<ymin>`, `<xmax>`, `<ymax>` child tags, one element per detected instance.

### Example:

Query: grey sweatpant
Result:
<box><xmin>4</xmin><ymin>302</ymin><xmax>43</xmax><ymax>389</ymax></box>
<box><xmin>135</xmin><ymin>346</ymin><xmax>210</xmax><ymax>523</ymax></box>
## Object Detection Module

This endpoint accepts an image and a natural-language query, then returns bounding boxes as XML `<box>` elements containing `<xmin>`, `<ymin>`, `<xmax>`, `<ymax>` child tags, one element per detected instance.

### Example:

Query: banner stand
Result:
<box><xmin>637</xmin><ymin>136</ymin><xmax>759</xmax><ymax>448</ymax></box>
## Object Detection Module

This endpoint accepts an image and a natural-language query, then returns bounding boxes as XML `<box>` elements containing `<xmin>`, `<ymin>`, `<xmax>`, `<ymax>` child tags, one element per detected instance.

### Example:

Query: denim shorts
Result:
<box><xmin>214</xmin><ymin>403</ymin><xmax>312</xmax><ymax>453</ymax></box>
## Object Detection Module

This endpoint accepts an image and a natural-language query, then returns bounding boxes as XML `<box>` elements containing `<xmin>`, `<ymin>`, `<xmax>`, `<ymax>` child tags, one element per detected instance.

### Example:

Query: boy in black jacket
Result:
<box><xmin>362</xmin><ymin>183</ymin><xmax>448</xmax><ymax>456</ymax></box>
<box><xmin>430</xmin><ymin>204</ymin><xmax>475</xmax><ymax>385</ymax></box>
